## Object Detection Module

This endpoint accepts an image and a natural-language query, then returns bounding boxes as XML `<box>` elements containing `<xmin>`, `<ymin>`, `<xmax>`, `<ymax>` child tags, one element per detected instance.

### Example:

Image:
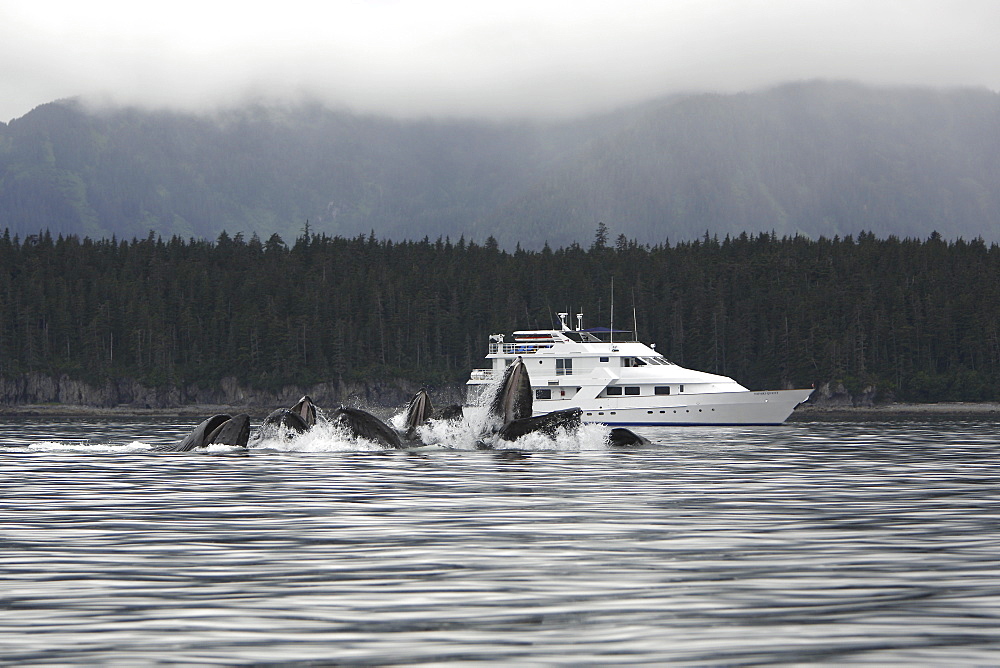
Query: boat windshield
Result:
<box><xmin>640</xmin><ymin>356</ymin><xmax>674</xmax><ymax>365</ymax></box>
<box><xmin>563</xmin><ymin>331</ymin><xmax>602</xmax><ymax>343</ymax></box>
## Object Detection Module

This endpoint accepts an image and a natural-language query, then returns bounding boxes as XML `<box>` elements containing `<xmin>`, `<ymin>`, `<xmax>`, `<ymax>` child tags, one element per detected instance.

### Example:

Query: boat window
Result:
<box><xmin>623</xmin><ymin>357</ymin><xmax>645</xmax><ymax>367</ymax></box>
<box><xmin>655</xmin><ymin>386</ymin><xmax>671</xmax><ymax>395</ymax></box>
<box><xmin>679</xmin><ymin>384</ymin><xmax>684</xmax><ymax>392</ymax></box>
<box><xmin>624</xmin><ymin>387</ymin><xmax>640</xmax><ymax>395</ymax></box>
<box><xmin>606</xmin><ymin>386</ymin><xmax>623</xmax><ymax>396</ymax></box>
<box><xmin>600</xmin><ymin>357</ymin><xmax>609</xmax><ymax>363</ymax></box>
<box><xmin>563</xmin><ymin>331</ymin><xmax>583</xmax><ymax>342</ymax></box>
<box><xmin>556</xmin><ymin>358</ymin><xmax>573</xmax><ymax>376</ymax></box>
<box><xmin>535</xmin><ymin>388</ymin><xmax>552</xmax><ymax>400</ymax></box>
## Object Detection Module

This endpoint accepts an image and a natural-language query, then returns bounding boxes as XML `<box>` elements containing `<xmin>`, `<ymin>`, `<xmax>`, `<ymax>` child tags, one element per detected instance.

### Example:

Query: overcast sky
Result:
<box><xmin>1</xmin><ymin>0</ymin><xmax>998</xmax><ymax>123</ymax></box>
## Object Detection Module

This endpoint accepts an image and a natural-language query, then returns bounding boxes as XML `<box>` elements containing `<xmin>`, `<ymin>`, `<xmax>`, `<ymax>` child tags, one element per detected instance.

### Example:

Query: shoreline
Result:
<box><xmin>0</xmin><ymin>404</ymin><xmax>261</xmax><ymax>418</ymax></box>
<box><xmin>2</xmin><ymin>401</ymin><xmax>1000</xmax><ymax>419</ymax></box>
<box><xmin>792</xmin><ymin>401</ymin><xmax>1000</xmax><ymax>415</ymax></box>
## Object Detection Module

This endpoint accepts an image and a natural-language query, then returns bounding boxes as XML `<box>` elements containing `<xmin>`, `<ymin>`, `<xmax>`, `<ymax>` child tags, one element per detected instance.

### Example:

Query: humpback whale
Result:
<box><xmin>156</xmin><ymin>414</ymin><xmax>251</xmax><ymax>452</ymax></box>
<box><xmin>259</xmin><ymin>395</ymin><xmax>318</xmax><ymax>437</ymax></box>
<box><xmin>403</xmin><ymin>388</ymin><xmax>433</xmax><ymax>440</ymax></box>
<box><xmin>497</xmin><ymin>407</ymin><xmax>583</xmax><ymax>441</ymax></box>
<box><xmin>607</xmin><ymin>427</ymin><xmax>651</xmax><ymax>447</ymax></box>
<box><xmin>331</xmin><ymin>406</ymin><xmax>403</xmax><ymax>449</ymax></box>
<box><xmin>488</xmin><ymin>357</ymin><xmax>533</xmax><ymax>425</ymax></box>
<box><xmin>401</xmin><ymin>388</ymin><xmax>465</xmax><ymax>441</ymax></box>
<box><xmin>484</xmin><ymin>357</ymin><xmax>582</xmax><ymax>443</ymax></box>
<box><xmin>257</xmin><ymin>396</ymin><xmax>402</xmax><ymax>449</ymax></box>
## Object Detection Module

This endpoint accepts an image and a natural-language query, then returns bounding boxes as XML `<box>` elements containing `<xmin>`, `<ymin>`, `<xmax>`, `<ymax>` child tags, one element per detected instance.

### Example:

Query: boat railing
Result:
<box><xmin>489</xmin><ymin>342</ymin><xmax>553</xmax><ymax>355</ymax></box>
<box><xmin>470</xmin><ymin>368</ymin><xmax>495</xmax><ymax>381</ymax></box>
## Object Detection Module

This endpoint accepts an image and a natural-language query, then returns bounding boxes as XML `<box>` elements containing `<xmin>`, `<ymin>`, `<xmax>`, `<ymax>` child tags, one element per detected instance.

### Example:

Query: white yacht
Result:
<box><xmin>467</xmin><ymin>313</ymin><xmax>812</xmax><ymax>426</ymax></box>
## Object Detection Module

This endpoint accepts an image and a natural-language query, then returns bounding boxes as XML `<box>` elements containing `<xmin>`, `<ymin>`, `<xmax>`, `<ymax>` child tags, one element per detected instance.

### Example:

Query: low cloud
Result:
<box><xmin>2</xmin><ymin>0</ymin><xmax>999</xmax><ymax>122</ymax></box>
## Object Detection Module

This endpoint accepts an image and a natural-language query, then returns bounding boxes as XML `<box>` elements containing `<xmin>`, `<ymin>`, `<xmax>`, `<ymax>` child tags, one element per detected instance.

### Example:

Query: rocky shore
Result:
<box><xmin>0</xmin><ymin>372</ymin><xmax>464</xmax><ymax>418</ymax></box>
<box><xmin>1</xmin><ymin>373</ymin><xmax>997</xmax><ymax>419</ymax></box>
<box><xmin>3</xmin><ymin>400</ymin><xmax>999</xmax><ymax>419</ymax></box>
<box><xmin>790</xmin><ymin>401</ymin><xmax>1000</xmax><ymax>419</ymax></box>
<box><xmin>0</xmin><ymin>403</ymin><xmax>251</xmax><ymax>418</ymax></box>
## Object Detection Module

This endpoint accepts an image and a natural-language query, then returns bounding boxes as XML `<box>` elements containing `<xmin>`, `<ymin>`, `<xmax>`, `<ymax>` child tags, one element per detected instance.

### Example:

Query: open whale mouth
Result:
<box><xmin>290</xmin><ymin>395</ymin><xmax>318</xmax><ymax>428</ymax></box>
<box><xmin>489</xmin><ymin>357</ymin><xmax>532</xmax><ymax>425</ymax></box>
<box><xmin>209</xmin><ymin>414</ymin><xmax>251</xmax><ymax>447</ymax></box>
<box><xmin>404</xmin><ymin>389</ymin><xmax>433</xmax><ymax>438</ymax></box>
<box><xmin>159</xmin><ymin>413</ymin><xmax>251</xmax><ymax>452</ymax></box>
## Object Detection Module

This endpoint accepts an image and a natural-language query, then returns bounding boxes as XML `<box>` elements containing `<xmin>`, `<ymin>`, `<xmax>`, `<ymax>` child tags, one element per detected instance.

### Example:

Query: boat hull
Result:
<box><xmin>536</xmin><ymin>388</ymin><xmax>813</xmax><ymax>426</ymax></box>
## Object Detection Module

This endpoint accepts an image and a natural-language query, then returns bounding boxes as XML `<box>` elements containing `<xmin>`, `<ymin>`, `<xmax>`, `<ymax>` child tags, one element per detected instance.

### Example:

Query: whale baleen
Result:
<box><xmin>403</xmin><ymin>388</ymin><xmax>433</xmax><ymax>440</ymax></box>
<box><xmin>401</xmin><ymin>388</ymin><xmax>465</xmax><ymax>441</ymax></box>
<box><xmin>488</xmin><ymin>357</ymin><xmax>533</xmax><ymax>425</ymax></box>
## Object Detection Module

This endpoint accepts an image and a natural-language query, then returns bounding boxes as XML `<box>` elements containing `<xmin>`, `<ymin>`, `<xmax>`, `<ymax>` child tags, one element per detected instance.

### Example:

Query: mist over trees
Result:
<box><xmin>2</xmin><ymin>227</ymin><xmax>998</xmax><ymax>404</ymax></box>
<box><xmin>1</xmin><ymin>81</ymin><xmax>999</xmax><ymax>249</ymax></box>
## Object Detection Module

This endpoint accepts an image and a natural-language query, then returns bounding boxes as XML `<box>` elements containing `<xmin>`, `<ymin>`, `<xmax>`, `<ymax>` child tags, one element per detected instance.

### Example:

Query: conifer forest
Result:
<box><xmin>1</xmin><ymin>227</ymin><xmax>998</xmax><ymax>404</ymax></box>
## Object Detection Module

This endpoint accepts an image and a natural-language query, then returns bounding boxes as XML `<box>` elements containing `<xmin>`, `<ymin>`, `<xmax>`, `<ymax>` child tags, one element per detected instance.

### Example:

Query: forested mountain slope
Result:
<box><xmin>1</xmin><ymin>82</ymin><xmax>999</xmax><ymax>248</ymax></box>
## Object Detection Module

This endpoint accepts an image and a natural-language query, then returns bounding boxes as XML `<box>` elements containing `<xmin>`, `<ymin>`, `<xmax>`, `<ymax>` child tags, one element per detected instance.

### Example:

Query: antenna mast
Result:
<box><xmin>632</xmin><ymin>288</ymin><xmax>638</xmax><ymax>342</ymax></box>
<box><xmin>610</xmin><ymin>276</ymin><xmax>615</xmax><ymax>345</ymax></box>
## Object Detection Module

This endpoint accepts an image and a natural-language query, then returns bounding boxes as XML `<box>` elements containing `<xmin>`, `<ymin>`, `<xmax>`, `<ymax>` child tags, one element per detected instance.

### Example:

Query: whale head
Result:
<box><xmin>208</xmin><ymin>413</ymin><xmax>251</xmax><ymax>447</ymax></box>
<box><xmin>290</xmin><ymin>395</ymin><xmax>318</xmax><ymax>429</ymax></box>
<box><xmin>489</xmin><ymin>357</ymin><xmax>532</xmax><ymax>425</ymax></box>
<box><xmin>164</xmin><ymin>413</ymin><xmax>251</xmax><ymax>452</ymax></box>
<box><xmin>404</xmin><ymin>388</ymin><xmax>434</xmax><ymax>439</ymax></box>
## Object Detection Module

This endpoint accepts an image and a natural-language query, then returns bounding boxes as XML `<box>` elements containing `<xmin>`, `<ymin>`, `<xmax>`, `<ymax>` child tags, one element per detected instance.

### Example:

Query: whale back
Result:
<box><xmin>332</xmin><ymin>406</ymin><xmax>403</xmax><ymax>449</ymax></box>
<box><xmin>489</xmin><ymin>358</ymin><xmax>532</xmax><ymax>425</ymax></box>
<box><xmin>607</xmin><ymin>427</ymin><xmax>651</xmax><ymax>447</ymax></box>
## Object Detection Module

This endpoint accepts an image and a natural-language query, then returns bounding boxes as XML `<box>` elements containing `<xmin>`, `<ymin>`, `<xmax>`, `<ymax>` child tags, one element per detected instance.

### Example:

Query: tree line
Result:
<box><xmin>1</xmin><ymin>226</ymin><xmax>998</xmax><ymax>403</ymax></box>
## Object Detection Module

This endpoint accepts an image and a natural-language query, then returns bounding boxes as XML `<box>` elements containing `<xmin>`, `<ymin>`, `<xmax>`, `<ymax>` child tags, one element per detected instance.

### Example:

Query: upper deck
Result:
<box><xmin>488</xmin><ymin>327</ymin><xmax>664</xmax><ymax>360</ymax></box>
<box><xmin>471</xmin><ymin>313</ymin><xmax>745</xmax><ymax>392</ymax></box>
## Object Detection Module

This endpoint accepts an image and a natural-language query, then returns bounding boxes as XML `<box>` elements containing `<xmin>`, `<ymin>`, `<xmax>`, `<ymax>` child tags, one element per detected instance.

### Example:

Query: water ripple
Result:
<box><xmin>2</xmin><ymin>416</ymin><xmax>1000</xmax><ymax>663</ymax></box>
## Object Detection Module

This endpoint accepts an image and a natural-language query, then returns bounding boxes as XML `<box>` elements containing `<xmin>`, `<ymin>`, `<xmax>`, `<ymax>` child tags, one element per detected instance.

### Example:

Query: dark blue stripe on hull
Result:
<box><xmin>598</xmin><ymin>422</ymin><xmax>785</xmax><ymax>427</ymax></box>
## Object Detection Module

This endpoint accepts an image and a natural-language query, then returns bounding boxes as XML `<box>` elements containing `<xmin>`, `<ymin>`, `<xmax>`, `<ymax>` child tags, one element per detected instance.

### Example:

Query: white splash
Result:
<box><xmin>250</xmin><ymin>418</ymin><xmax>388</xmax><ymax>452</ymax></box>
<box><xmin>27</xmin><ymin>440</ymin><xmax>154</xmax><ymax>453</ymax></box>
<box><xmin>482</xmin><ymin>422</ymin><xmax>612</xmax><ymax>452</ymax></box>
<box><xmin>414</xmin><ymin>414</ymin><xmax>484</xmax><ymax>450</ymax></box>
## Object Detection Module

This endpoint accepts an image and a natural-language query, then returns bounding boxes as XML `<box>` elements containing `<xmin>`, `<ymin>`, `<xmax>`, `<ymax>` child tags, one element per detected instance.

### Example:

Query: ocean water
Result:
<box><xmin>2</xmin><ymin>412</ymin><xmax>1000</xmax><ymax>665</ymax></box>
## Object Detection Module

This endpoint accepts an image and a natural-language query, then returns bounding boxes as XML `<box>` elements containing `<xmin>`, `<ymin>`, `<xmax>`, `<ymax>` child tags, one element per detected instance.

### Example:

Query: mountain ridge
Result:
<box><xmin>1</xmin><ymin>81</ymin><xmax>998</xmax><ymax>248</ymax></box>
